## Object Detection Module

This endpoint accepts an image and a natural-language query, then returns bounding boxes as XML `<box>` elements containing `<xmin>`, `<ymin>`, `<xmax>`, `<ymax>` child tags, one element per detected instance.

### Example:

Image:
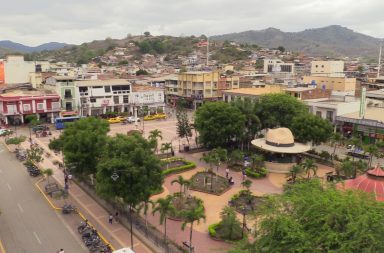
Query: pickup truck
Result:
<box><xmin>346</xmin><ymin>145</ymin><xmax>369</xmax><ymax>159</ymax></box>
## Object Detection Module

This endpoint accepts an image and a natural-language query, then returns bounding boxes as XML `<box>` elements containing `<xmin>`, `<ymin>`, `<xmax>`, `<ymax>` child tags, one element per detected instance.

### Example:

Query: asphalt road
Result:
<box><xmin>0</xmin><ymin>142</ymin><xmax>86</xmax><ymax>253</ymax></box>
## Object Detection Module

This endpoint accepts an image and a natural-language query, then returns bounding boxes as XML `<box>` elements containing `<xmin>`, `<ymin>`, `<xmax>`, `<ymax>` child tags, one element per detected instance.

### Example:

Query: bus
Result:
<box><xmin>54</xmin><ymin>116</ymin><xmax>80</xmax><ymax>130</ymax></box>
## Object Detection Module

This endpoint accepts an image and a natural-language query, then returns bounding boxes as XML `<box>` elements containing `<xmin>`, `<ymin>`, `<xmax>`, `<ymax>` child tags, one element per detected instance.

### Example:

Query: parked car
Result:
<box><xmin>126</xmin><ymin>116</ymin><xmax>140</xmax><ymax>123</ymax></box>
<box><xmin>108</xmin><ymin>117</ymin><xmax>124</xmax><ymax>124</ymax></box>
<box><xmin>32</xmin><ymin>125</ymin><xmax>49</xmax><ymax>133</ymax></box>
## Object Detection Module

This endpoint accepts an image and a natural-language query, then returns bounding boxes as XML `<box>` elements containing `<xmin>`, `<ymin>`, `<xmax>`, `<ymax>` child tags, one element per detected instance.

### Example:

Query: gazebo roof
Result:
<box><xmin>343</xmin><ymin>164</ymin><xmax>384</xmax><ymax>202</ymax></box>
<box><xmin>251</xmin><ymin>128</ymin><xmax>311</xmax><ymax>154</ymax></box>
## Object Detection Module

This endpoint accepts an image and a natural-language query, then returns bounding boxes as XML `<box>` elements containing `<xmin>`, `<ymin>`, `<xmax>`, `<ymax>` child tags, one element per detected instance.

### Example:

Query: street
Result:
<box><xmin>0</xmin><ymin>142</ymin><xmax>86</xmax><ymax>253</ymax></box>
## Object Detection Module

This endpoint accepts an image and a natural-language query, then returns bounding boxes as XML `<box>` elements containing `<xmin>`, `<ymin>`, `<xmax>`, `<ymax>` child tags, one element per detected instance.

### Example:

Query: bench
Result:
<box><xmin>45</xmin><ymin>183</ymin><xmax>60</xmax><ymax>196</ymax></box>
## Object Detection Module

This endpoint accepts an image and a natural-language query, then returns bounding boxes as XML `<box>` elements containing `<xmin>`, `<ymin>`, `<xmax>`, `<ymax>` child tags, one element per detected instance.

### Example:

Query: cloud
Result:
<box><xmin>0</xmin><ymin>0</ymin><xmax>383</xmax><ymax>45</ymax></box>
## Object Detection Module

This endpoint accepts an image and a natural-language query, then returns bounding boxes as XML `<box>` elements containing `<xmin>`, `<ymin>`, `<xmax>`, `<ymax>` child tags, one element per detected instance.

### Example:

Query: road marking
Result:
<box><xmin>17</xmin><ymin>203</ymin><xmax>24</xmax><ymax>213</ymax></box>
<box><xmin>6</xmin><ymin>183</ymin><xmax>11</xmax><ymax>191</ymax></box>
<box><xmin>33</xmin><ymin>232</ymin><xmax>42</xmax><ymax>245</ymax></box>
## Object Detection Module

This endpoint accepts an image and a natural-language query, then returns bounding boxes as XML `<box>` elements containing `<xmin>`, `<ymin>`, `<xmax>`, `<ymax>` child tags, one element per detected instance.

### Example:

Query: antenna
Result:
<box><xmin>378</xmin><ymin>40</ymin><xmax>382</xmax><ymax>78</ymax></box>
<box><xmin>206</xmin><ymin>37</ymin><xmax>209</xmax><ymax>67</ymax></box>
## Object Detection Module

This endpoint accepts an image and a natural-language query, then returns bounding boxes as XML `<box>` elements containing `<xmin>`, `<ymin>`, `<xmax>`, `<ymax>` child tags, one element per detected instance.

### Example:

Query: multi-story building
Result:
<box><xmin>45</xmin><ymin>76</ymin><xmax>78</xmax><ymax>112</ymax></box>
<box><xmin>301</xmin><ymin>76</ymin><xmax>356</xmax><ymax>93</ymax></box>
<box><xmin>0</xmin><ymin>88</ymin><xmax>60</xmax><ymax>125</ymax></box>
<box><xmin>310</xmin><ymin>61</ymin><xmax>344</xmax><ymax>77</ymax></box>
<box><xmin>222</xmin><ymin>85</ymin><xmax>282</xmax><ymax>102</ymax></box>
<box><xmin>75</xmin><ymin>79</ymin><xmax>165</xmax><ymax>116</ymax></box>
<box><xmin>164</xmin><ymin>76</ymin><xmax>179</xmax><ymax>105</ymax></box>
<box><xmin>177</xmin><ymin>71</ymin><xmax>240</xmax><ymax>109</ymax></box>
<box><xmin>263</xmin><ymin>59</ymin><xmax>295</xmax><ymax>75</ymax></box>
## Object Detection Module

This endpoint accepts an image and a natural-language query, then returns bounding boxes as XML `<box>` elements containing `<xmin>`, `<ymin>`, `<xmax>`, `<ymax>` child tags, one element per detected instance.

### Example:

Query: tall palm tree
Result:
<box><xmin>160</xmin><ymin>142</ymin><xmax>173</xmax><ymax>158</ymax></box>
<box><xmin>302</xmin><ymin>159</ymin><xmax>317</xmax><ymax>179</ymax></box>
<box><xmin>180</xmin><ymin>203</ymin><xmax>206</xmax><ymax>253</ymax></box>
<box><xmin>136</xmin><ymin>199</ymin><xmax>155</xmax><ymax>233</ymax></box>
<box><xmin>149</xmin><ymin>129</ymin><xmax>163</xmax><ymax>153</ymax></box>
<box><xmin>171</xmin><ymin>175</ymin><xmax>188</xmax><ymax>195</ymax></box>
<box><xmin>152</xmin><ymin>195</ymin><xmax>175</xmax><ymax>243</ymax></box>
<box><xmin>330</xmin><ymin>133</ymin><xmax>344</xmax><ymax>159</ymax></box>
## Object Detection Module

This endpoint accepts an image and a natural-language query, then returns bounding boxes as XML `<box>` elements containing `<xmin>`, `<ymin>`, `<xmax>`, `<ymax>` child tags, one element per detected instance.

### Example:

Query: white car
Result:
<box><xmin>126</xmin><ymin>116</ymin><xmax>140</xmax><ymax>123</ymax></box>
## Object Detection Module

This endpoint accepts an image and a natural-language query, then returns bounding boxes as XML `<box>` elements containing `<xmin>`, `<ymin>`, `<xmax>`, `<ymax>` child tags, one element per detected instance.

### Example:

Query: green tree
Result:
<box><xmin>231</xmin><ymin>180</ymin><xmax>384</xmax><ymax>253</ymax></box>
<box><xmin>96</xmin><ymin>133</ymin><xmax>163</xmax><ymax>250</ymax></box>
<box><xmin>5</xmin><ymin>135</ymin><xmax>26</xmax><ymax>146</ymax></box>
<box><xmin>171</xmin><ymin>175</ymin><xmax>189</xmax><ymax>195</ymax></box>
<box><xmin>277</xmin><ymin>46</ymin><xmax>285</xmax><ymax>52</ymax></box>
<box><xmin>256</xmin><ymin>93</ymin><xmax>307</xmax><ymax>129</ymax></box>
<box><xmin>195</xmin><ymin>102</ymin><xmax>245</xmax><ymax>148</ymax></box>
<box><xmin>57</xmin><ymin>117</ymin><xmax>109</xmax><ymax>177</ymax></box>
<box><xmin>136</xmin><ymin>199</ymin><xmax>155</xmax><ymax>233</ymax></box>
<box><xmin>160</xmin><ymin>142</ymin><xmax>172</xmax><ymax>158</ymax></box>
<box><xmin>291</xmin><ymin>113</ymin><xmax>333</xmax><ymax>145</ymax></box>
<box><xmin>217</xmin><ymin>206</ymin><xmax>243</xmax><ymax>241</ymax></box>
<box><xmin>176</xmin><ymin>109</ymin><xmax>193</xmax><ymax>146</ymax></box>
<box><xmin>289</xmin><ymin>164</ymin><xmax>302</xmax><ymax>183</ymax></box>
<box><xmin>229</xmin><ymin>149</ymin><xmax>244</xmax><ymax>167</ymax></box>
<box><xmin>231</xmin><ymin>98</ymin><xmax>261</xmax><ymax>150</ymax></box>
<box><xmin>180</xmin><ymin>203</ymin><xmax>206</xmax><ymax>253</ymax></box>
<box><xmin>136</xmin><ymin>69</ymin><xmax>149</xmax><ymax>76</ymax></box>
<box><xmin>43</xmin><ymin>168</ymin><xmax>53</xmax><ymax>185</ymax></box>
<box><xmin>241</xmin><ymin>179</ymin><xmax>252</xmax><ymax>191</ymax></box>
<box><xmin>337</xmin><ymin>159</ymin><xmax>354</xmax><ymax>178</ymax></box>
<box><xmin>27</xmin><ymin>145</ymin><xmax>44</xmax><ymax>164</ymax></box>
<box><xmin>250</xmin><ymin>154</ymin><xmax>264</xmax><ymax>170</ymax></box>
<box><xmin>364</xmin><ymin>144</ymin><xmax>379</xmax><ymax>168</ymax></box>
<box><xmin>152</xmin><ymin>195</ymin><xmax>175</xmax><ymax>243</ymax></box>
<box><xmin>144</xmin><ymin>31</ymin><xmax>151</xmax><ymax>37</ymax></box>
<box><xmin>302</xmin><ymin>159</ymin><xmax>317</xmax><ymax>179</ymax></box>
<box><xmin>330</xmin><ymin>132</ymin><xmax>344</xmax><ymax>158</ymax></box>
<box><xmin>148</xmin><ymin>129</ymin><xmax>162</xmax><ymax>153</ymax></box>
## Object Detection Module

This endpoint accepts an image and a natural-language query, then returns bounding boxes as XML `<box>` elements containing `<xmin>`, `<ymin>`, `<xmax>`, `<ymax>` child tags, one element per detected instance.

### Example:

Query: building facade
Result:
<box><xmin>302</xmin><ymin>76</ymin><xmax>356</xmax><ymax>93</ymax></box>
<box><xmin>0</xmin><ymin>88</ymin><xmax>60</xmax><ymax>125</ymax></box>
<box><xmin>45</xmin><ymin>76</ymin><xmax>78</xmax><ymax>112</ymax></box>
<box><xmin>263</xmin><ymin>59</ymin><xmax>295</xmax><ymax>74</ymax></box>
<box><xmin>310</xmin><ymin>61</ymin><xmax>344</xmax><ymax>77</ymax></box>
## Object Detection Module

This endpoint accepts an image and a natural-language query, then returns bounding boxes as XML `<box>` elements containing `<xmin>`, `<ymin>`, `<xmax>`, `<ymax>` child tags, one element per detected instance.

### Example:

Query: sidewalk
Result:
<box><xmin>20</xmin><ymin>137</ymin><xmax>155</xmax><ymax>253</ymax></box>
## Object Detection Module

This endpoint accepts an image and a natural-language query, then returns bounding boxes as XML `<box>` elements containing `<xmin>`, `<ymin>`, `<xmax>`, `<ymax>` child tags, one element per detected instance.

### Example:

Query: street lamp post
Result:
<box><xmin>241</xmin><ymin>206</ymin><xmax>247</xmax><ymax>238</ymax></box>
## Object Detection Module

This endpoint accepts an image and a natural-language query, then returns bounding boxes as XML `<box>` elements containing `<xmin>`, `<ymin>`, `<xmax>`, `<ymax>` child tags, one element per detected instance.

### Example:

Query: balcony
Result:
<box><xmin>80</xmin><ymin>92</ymin><xmax>89</xmax><ymax>96</ymax></box>
<box><xmin>64</xmin><ymin>94</ymin><xmax>73</xmax><ymax>99</ymax></box>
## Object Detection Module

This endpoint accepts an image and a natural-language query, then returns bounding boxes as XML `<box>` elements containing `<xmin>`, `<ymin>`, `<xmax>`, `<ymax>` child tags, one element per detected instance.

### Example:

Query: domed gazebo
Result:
<box><xmin>343</xmin><ymin>164</ymin><xmax>384</xmax><ymax>201</ymax></box>
<box><xmin>251</xmin><ymin>128</ymin><xmax>311</xmax><ymax>173</ymax></box>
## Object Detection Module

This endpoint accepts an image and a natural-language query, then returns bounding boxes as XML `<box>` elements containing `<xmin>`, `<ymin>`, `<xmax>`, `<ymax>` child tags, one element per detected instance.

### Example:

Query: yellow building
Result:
<box><xmin>178</xmin><ymin>71</ymin><xmax>240</xmax><ymax>108</ymax></box>
<box><xmin>302</xmin><ymin>76</ymin><xmax>356</xmax><ymax>92</ymax></box>
<box><xmin>222</xmin><ymin>85</ymin><xmax>282</xmax><ymax>102</ymax></box>
<box><xmin>311</xmin><ymin>61</ymin><xmax>344</xmax><ymax>77</ymax></box>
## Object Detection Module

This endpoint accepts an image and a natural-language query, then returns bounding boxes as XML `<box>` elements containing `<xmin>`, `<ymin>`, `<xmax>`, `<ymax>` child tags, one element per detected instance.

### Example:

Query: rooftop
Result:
<box><xmin>223</xmin><ymin>86</ymin><xmax>282</xmax><ymax>96</ymax></box>
<box><xmin>50</xmin><ymin>76</ymin><xmax>76</xmax><ymax>81</ymax></box>
<box><xmin>132</xmin><ymin>84</ymin><xmax>163</xmax><ymax>92</ymax></box>
<box><xmin>340</xmin><ymin>107</ymin><xmax>384</xmax><ymax>122</ymax></box>
<box><xmin>284</xmin><ymin>87</ymin><xmax>315</xmax><ymax>92</ymax></box>
<box><xmin>75</xmin><ymin>79</ymin><xmax>131</xmax><ymax>87</ymax></box>
<box><xmin>1</xmin><ymin>88</ymin><xmax>58</xmax><ymax>97</ymax></box>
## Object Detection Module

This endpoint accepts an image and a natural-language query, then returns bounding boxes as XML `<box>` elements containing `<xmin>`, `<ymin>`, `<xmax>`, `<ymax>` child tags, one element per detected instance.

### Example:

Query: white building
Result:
<box><xmin>75</xmin><ymin>79</ymin><xmax>165</xmax><ymax>116</ymax></box>
<box><xmin>310</xmin><ymin>61</ymin><xmax>345</xmax><ymax>77</ymax></box>
<box><xmin>3</xmin><ymin>55</ymin><xmax>35</xmax><ymax>84</ymax></box>
<box><xmin>263</xmin><ymin>59</ymin><xmax>295</xmax><ymax>74</ymax></box>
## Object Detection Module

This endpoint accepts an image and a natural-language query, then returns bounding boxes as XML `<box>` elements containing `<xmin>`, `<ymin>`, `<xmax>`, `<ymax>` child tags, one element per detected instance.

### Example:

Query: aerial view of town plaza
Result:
<box><xmin>1</xmin><ymin>0</ymin><xmax>384</xmax><ymax>252</ymax></box>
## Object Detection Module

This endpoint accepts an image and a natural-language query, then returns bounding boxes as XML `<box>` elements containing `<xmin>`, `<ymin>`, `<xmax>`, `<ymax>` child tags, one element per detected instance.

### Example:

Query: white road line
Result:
<box><xmin>6</xmin><ymin>183</ymin><xmax>11</xmax><ymax>191</ymax></box>
<box><xmin>17</xmin><ymin>203</ymin><xmax>24</xmax><ymax>213</ymax></box>
<box><xmin>33</xmin><ymin>231</ymin><xmax>42</xmax><ymax>244</ymax></box>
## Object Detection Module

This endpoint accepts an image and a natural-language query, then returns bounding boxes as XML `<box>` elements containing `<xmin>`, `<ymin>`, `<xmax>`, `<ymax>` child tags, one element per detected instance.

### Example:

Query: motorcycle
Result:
<box><xmin>62</xmin><ymin>204</ymin><xmax>77</xmax><ymax>214</ymax></box>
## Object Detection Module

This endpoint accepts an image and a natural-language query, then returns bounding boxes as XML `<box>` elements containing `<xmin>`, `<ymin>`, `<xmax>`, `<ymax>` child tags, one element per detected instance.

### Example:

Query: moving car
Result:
<box><xmin>108</xmin><ymin>117</ymin><xmax>124</xmax><ymax>124</ymax></box>
<box><xmin>32</xmin><ymin>125</ymin><xmax>49</xmax><ymax>133</ymax></box>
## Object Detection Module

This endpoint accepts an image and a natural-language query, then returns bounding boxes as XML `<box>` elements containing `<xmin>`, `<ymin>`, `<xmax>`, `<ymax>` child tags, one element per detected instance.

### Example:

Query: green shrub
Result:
<box><xmin>162</xmin><ymin>162</ymin><xmax>196</xmax><ymax>176</ymax></box>
<box><xmin>208</xmin><ymin>223</ymin><xmax>219</xmax><ymax>237</ymax></box>
<box><xmin>245</xmin><ymin>167</ymin><xmax>268</xmax><ymax>178</ymax></box>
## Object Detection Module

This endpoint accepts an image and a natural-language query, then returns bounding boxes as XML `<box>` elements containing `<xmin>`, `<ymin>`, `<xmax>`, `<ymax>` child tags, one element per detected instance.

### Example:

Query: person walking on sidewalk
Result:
<box><xmin>225</xmin><ymin>168</ymin><xmax>230</xmax><ymax>178</ymax></box>
<box><xmin>115</xmin><ymin>211</ymin><xmax>119</xmax><ymax>223</ymax></box>
<box><xmin>108</xmin><ymin>214</ymin><xmax>113</xmax><ymax>224</ymax></box>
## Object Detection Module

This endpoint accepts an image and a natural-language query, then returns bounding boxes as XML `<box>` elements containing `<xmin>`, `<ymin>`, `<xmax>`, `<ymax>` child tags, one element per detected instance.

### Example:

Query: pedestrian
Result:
<box><xmin>225</xmin><ymin>168</ymin><xmax>229</xmax><ymax>178</ymax></box>
<box><xmin>115</xmin><ymin>211</ymin><xmax>119</xmax><ymax>223</ymax></box>
<box><xmin>64</xmin><ymin>175</ymin><xmax>68</xmax><ymax>184</ymax></box>
<box><xmin>108</xmin><ymin>214</ymin><xmax>113</xmax><ymax>224</ymax></box>
<box><xmin>68</xmin><ymin>174</ymin><xmax>73</xmax><ymax>184</ymax></box>
<box><xmin>64</xmin><ymin>182</ymin><xmax>69</xmax><ymax>190</ymax></box>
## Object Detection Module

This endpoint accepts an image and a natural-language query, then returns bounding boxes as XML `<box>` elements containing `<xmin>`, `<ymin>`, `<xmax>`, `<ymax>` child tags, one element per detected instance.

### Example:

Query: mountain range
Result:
<box><xmin>211</xmin><ymin>25</ymin><xmax>381</xmax><ymax>59</ymax></box>
<box><xmin>0</xmin><ymin>40</ymin><xmax>69</xmax><ymax>55</ymax></box>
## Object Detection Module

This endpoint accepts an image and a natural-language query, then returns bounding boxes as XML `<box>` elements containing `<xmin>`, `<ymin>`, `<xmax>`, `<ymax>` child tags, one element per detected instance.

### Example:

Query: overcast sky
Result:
<box><xmin>1</xmin><ymin>0</ymin><xmax>384</xmax><ymax>46</ymax></box>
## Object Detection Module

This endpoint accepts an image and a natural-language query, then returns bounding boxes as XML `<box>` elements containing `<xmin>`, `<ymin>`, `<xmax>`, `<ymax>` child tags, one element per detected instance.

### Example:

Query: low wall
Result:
<box><xmin>265</xmin><ymin>161</ymin><xmax>296</xmax><ymax>173</ymax></box>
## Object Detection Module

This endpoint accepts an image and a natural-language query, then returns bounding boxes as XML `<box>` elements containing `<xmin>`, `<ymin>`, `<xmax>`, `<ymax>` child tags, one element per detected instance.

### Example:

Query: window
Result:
<box><xmin>316</xmin><ymin>111</ymin><xmax>322</xmax><ymax>117</ymax></box>
<box><xmin>326</xmin><ymin>111</ymin><xmax>333</xmax><ymax>121</ymax></box>
<box><xmin>90</xmin><ymin>98</ymin><xmax>96</xmax><ymax>103</ymax></box>
<box><xmin>123</xmin><ymin>95</ymin><xmax>129</xmax><ymax>103</ymax></box>
<box><xmin>64</xmin><ymin>89</ymin><xmax>72</xmax><ymax>98</ymax></box>
<box><xmin>37</xmin><ymin>103</ymin><xmax>44</xmax><ymax>110</ymax></box>
<box><xmin>104</xmin><ymin>86</ymin><xmax>111</xmax><ymax>92</ymax></box>
<box><xmin>65</xmin><ymin>102</ymin><xmax>72</xmax><ymax>111</ymax></box>
<box><xmin>92</xmin><ymin>86</ymin><xmax>103</xmax><ymax>89</ymax></box>
<box><xmin>23</xmin><ymin>104</ymin><xmax>31</xmax><ymax>112</ymax></box>
<box><xmin>113</xmin><ymin>96</ymin><xmax>119</xmax><ymax>104</ymax></box>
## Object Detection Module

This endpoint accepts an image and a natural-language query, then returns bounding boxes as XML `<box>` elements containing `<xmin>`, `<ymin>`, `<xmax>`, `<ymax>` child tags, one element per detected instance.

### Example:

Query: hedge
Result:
<box><xmin>245</xmin><ymin>167</ymin><xmax>268</xmax><ymax>178</ymax></box>
<box><xmin>208</xmin><ymin>223</ymin><xmax>219</xmax><ymax>237</ymax></box>
<box><xmin>162</xmin><ymin>162</ymin><xmax>196</xmax><ymax>176</ymax></box>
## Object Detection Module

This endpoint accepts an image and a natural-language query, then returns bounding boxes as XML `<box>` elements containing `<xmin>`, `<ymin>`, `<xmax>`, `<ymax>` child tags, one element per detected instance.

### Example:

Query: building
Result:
<box><xmin>164</xmin><ymin>76</ymin><xmax>179</xmax><ymax>105</ymax></box>
<box><xmin>0</xmin><ymin>88</ymin><xmax>60</xmax><ymax>125</ymax></box>
<box><xmin>76</xmin><ymin>79</ymin><xmax>165</xmax><ymax>117</ymax></box>
<box><xmin>306</xmin><ymin>96</ymin><xmax>360</xmax><ymax>124</ymax></box>
<box><xmin>0</xmin><ymin>55</ymin><xmax>50</xmax><ymax>85</ymax></box>
<box><xmin>336</xmin><ymin>107</ymin><xmax>384</xmax><ymax>143</ymax></box>
<box><xmin>222</xmin><ymin>85</ymin><xmax>282</xmax><ymax>102</ymax></box>
<box><xmin>45</xmin><ymin>76</ymin><xmax>78</xmax><ymax>112</ymax></box>
<box><xmin>301</xmin><ymin>76</ymin><xmax>356</xmax><ymax>93</ymax></box>
<box><xmin>263</xmin><ymin>59</ymin><xmax>295</xmax><ymax>74</ymax></box>
<box><xmin>310</xmin><ymin>61</ymin><xmax>344</xmax><ymax>77</ymax></box>
<box><xmin>284</xmin><ymin>87</ymin><xmax>331</xmax><ymax>100</ymax></box>
<box><xmin>177</xmin><ymin>71</ymin><xmax>240</xmax><ymax>109</ymax></box>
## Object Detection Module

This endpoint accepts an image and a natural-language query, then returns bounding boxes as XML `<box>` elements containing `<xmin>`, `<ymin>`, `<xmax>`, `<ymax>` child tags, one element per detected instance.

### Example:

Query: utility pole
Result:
<box><xmin>378</xmin><ymin>40</ymin><xmax>382</xmax><ymax>78</ymax></box>
<box><xmin>206</xmin><ymin>37</ymin><xmax>209</xmax><ymax>67</ymax></box>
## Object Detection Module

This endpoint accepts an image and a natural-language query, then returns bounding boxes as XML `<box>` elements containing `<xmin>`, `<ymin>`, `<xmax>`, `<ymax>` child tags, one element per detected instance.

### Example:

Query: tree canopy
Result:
<box><xmin>256</xmin><ymin>93</ymin><xmax>307</xmax><ymax>129</ymax></box>
<box><xmin>55</xmin><ymin>117</ymin><xmax>109</xmax><ymax>177</ymax></box>
<box><xmin>291</xmin><ymin>113</ymin><xmax>333</xmax><ymax>145</ymax></box>
<box><xmin>195</xmin><ymin>102</ymin><xmax>245</xmax><ymax>148</ymax></box>
<box><xmin>231</xmin><ymin>180</ymin><xmax>384</xmax><ymax>253</ymax></box>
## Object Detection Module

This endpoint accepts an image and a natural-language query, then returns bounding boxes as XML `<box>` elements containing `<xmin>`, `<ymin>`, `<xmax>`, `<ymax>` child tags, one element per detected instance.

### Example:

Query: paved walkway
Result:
<box><xmin>19</xmin><ymin>137</ymin><xmax>154</xmax><ymax>253</ymax></box>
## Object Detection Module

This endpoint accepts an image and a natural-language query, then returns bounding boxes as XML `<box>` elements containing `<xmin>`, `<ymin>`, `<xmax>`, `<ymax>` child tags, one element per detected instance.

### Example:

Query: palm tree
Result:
<box><xmin>250</xmin><ymin>154</ymin><xmax>264</xmax><ymax>170</ymax></box>
<box><xmin>149</xmin><ymin>129</ymin><xmax>163</xmax><ymax>153</ymax></box>
<box><xmin>183</xmin><ymin>179</ymin><xmax>191</xmax><ymax>196</ymax></box>
<box><xmin>180</xmin><ymin>203</ymin><xmax>206</xmax><ymax>253</ymax></box>
<box><xmin>241</xmin><ymin>179</ymin><xmax>252</xmax><ymax>191</ymax></box>
<box><xmin>160</xmin><ymin>142</ymin><xmax>173</xmax><ymax>159</ymax></box>
<box><xmin>302</xmin><ymin>159</ymin><xmax>317</xmax><ymax>179</ymax></box>
<box><xmin>171</xmin><ymin>175</ymin><xmax>188</xmax><ymax>195</ymax></box>
<box><xmin>136</xmin><ymin>199</ymin><xmax>155</xmax><ymax>233</ymax></box>
<box><xmin>43</xmin><ymin>168</ymin><xmax>53</xmax><ymax>185</ymax></box>
<box><xmin>330</xmin><ymin>133</ymin><xmax>344</xmax><ymax>159</ymax></box>
<box><xmin>364</xmin><ymin>144</ymin><xmax>379</xmax><ymax>168</ymax></box>
<box><xmin>152</xmin><ymin>195</ymin><xmax>175</xmax><ymax>243</ymax></box>
<box><xmin>289</xmin><ymin>164</ymin><xmax>302</xmax><ymax>183</ymax></box>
